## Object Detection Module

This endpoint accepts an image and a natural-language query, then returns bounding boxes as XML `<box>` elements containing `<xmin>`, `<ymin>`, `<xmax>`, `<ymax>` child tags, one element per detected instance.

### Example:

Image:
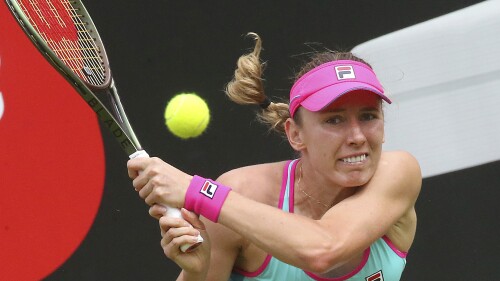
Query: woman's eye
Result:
<box><xmin>360</xmin><ymin>113</ymin><xmax>378</xmax><ymax>121</ymax></box>
<box><xmin>326</xmin><ymin>116</ymin><xmax>343</xmax><ymax>124</ymax></box>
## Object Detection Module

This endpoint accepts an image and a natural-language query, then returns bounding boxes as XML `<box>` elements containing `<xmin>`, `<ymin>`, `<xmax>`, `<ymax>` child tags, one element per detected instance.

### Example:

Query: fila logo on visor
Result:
<box><xmin>335</xmin><ymin>65</ymin><xmax>355</xmax><ymax>80</ymax></box>
<box><xmin>200</xmin><ymin>180</ymin><xmax>218</xmax><ymax>199</ymax></box>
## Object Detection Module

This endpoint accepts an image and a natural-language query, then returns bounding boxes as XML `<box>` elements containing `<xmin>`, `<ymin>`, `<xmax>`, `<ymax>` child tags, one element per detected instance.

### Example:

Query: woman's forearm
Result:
<box><xmin>218</xmin><ymin>192</ymin><xmax>343</xmax><ymax>272</ymax></box>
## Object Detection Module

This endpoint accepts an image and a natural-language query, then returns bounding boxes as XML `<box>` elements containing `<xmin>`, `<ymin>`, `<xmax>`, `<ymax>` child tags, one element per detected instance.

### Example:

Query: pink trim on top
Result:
<box><xmin>288</xmin><ymin>159</ymin><xmax>299</xmax><ymax>213</ymax></box>
<box><xmin>305</xmin><ymin>248</ymin><xmax>371</xmax><ymax>281</ymax></box>
<box><xmin>278</xmin><ymin>160</ymin><xmax>293</xmax><ymax>210</ymax></box>
<box><xmin>382</xmin><ymin>235</ymin><xmax>408</xmax><ymax>258</ymax></box>
<box><xmin>232</xmin><ymin>254</ymin><xmax>273</xmax><ymax>277</ymax></box>
<box><xmin>232</xmin><ymin>160</ymin><xmax>295</xmax><ymax>277</ymax></box>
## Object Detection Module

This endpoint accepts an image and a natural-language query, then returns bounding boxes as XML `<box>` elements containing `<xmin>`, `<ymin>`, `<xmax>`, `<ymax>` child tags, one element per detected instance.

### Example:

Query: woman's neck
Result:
<box><xmin>293</xmin><ymin>160</ymin><xmax>358</xmax><ymax>219</ymax></box>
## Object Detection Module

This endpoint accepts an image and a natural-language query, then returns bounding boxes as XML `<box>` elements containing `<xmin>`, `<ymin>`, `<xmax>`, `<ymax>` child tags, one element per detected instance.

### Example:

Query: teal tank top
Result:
<box><xmin>229</xmin><ymin>159</ymin><xmax>407</xmax><ymax>281</ymax></box>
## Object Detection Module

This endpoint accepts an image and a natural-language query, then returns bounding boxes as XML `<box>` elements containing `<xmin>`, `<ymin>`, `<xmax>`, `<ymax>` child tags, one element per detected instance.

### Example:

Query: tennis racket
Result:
<box><xmin>5</xmin><ymin>0</ymin><xmax>202</xmax><ymax>252</ymax></box>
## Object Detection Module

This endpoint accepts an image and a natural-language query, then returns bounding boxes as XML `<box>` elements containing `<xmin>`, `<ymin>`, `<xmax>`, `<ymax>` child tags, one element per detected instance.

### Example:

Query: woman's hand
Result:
<box><xmin>127</xmin><ymin>157</ymin><xmax>193</xmax><ymax>208</ymax></box>
<box><xmin>157</xmin><ymin>207</ymin><xmax>211</xmax><ymax>277</ymax></box>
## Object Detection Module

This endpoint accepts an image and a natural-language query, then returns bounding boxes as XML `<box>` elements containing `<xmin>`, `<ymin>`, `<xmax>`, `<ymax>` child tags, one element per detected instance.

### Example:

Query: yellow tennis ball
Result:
<box><xmin>164</xmin><ymin>93</ymin><xmax>210</xmax><ymax>139</ymax></box>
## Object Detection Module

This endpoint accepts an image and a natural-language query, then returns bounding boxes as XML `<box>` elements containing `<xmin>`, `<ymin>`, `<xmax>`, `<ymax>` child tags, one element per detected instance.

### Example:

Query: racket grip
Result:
<box><xmin>129</xmin><ymin>150</ymin><xmax>203</xmax><ymax>252</ymax></box>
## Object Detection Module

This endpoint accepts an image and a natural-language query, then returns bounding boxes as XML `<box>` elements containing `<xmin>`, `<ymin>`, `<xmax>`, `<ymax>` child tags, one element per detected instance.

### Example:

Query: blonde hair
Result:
<box><xmin>225</xmin><ymin>33</ymin><xmax>372</xmax><ymax>135</ymax></box>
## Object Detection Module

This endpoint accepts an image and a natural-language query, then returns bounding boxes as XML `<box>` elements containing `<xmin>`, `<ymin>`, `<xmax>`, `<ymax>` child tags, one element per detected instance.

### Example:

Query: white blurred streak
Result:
<box><xmin>352</xmin><ymin>1</ymin><xmax>500</xmax><ymax>178</ymax></box>
<box><xmin>0</xmin><ymin>91</ymin><xmax>4</xmax><ymax>121</ymax></box>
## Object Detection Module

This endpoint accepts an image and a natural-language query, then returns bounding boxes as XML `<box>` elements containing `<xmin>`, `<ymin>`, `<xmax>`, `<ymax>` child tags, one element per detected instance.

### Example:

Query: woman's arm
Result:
<box><xmin>216</xmin><ymin>151</ymin><xmax>421</xmax><ymax>273</ymax></box>
<box><xmin>201</xmin><ymin>218</ymin><xmax>242</xmax><ymax>281</ymax></box>
<box><xmin>128</xmin><ymin>151</ymin><xmax>421</xmax><ymax>274</ymax></box>
<box><xmin>175</xmin><ymin>219</ymin><xmax>240</xmax><ymax>281</ymax></box>
<box><xmin>154</xmin><ymin>207</ymin><xmax>241</xmax><ymax>281</ymax></box>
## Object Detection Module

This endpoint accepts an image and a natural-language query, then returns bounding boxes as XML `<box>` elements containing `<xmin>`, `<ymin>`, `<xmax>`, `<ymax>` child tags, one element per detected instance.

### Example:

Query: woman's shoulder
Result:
<box><xmin>381</xmin><ymin>151</ymin><xmax>420</xmax><ymax>170</ymax></box>
<box><xmin>378</xmin><ymin>150</ymin><xmax>422</xmax><ymax>193</ymax></box>
<box><xmin>216</xmin><ymin>160</ymin><xmax>290</xmax><ymax>203</ymax></box>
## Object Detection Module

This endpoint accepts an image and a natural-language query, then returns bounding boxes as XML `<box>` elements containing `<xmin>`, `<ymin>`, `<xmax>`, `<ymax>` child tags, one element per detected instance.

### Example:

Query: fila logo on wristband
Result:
<box><xmin>186</xmin><ymin>175</ymin><xmax>231</xmax><ymax>222</ymax></box>
<box><xmin>335</xmin><ymin>65</ymin><xmax>355</xmax><ymax>80</ymax></box>
<box><xmin>200</xmin><ymin>180</ymin><xmax>218</xmax><ymax>199</ymax></box>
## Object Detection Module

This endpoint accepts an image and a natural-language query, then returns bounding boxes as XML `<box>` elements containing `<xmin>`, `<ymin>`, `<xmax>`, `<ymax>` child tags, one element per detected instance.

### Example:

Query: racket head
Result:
<box><xmin>6</xmin><ymin>0</ymin><xmax>112</xmax><ymax>90</ymax></box>
<box><xmin>6</xmin><ymin>0</ymin><xmax>141</xmax><ymax>155</ymax></box>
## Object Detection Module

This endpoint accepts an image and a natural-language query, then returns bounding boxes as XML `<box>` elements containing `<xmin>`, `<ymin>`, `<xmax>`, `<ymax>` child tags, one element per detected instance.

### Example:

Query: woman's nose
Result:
<box><xmin>346</xmin><ymin>120</ymin><xmax>367</xmax><ymax>146</ymax></box>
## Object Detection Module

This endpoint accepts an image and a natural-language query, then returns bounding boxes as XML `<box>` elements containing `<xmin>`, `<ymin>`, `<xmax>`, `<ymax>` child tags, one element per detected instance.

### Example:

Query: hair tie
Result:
<box><xmin>259</xmin><ymin>97</ymin><xmax>271</xmax><ymax>109</ymax></box>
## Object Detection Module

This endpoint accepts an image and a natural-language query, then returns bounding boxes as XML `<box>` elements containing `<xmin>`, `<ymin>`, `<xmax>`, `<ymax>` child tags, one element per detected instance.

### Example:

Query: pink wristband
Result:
<box><xmin>184</xmin><ymin>175</ymin><xmax>232</xmax><ymax>222</ymax></box>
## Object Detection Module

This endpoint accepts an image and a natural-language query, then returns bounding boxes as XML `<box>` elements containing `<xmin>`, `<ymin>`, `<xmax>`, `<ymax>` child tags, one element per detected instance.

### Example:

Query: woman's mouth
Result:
<box><xmin>341</xmin><ymin>154</ymin><xmax>368</xmax><ymax>164</ymax></box>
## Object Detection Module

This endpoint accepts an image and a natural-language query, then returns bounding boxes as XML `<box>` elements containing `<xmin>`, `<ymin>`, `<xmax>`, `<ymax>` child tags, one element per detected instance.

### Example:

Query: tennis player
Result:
<box><xmin>128</xmin><ymin>33</ymin><xmax>421</xmax><ymax>281</ymax></box>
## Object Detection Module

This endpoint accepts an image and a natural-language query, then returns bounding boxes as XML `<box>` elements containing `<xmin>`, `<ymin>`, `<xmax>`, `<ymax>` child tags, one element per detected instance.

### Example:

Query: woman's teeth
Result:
<box><xmin>342</xmin><ymin>154</ymin><xmax>367</xmax><ymax>163</ymax></box>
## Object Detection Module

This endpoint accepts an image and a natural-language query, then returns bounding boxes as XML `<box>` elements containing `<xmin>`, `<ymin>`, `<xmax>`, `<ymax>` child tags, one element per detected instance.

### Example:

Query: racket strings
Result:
<box><xmin>22</xmin><ymin>0</ymin><xmax>81</xmax><ymax>75</ymax></box>
<box><xmin>63</xmin><ymin>0</ymin><xmax>107</xmax><ymax>86</ymax></box>
<box><xmin>19</xmin><ymin>0</ymin><xmax>106</xmax><ymax>86</ymax></box>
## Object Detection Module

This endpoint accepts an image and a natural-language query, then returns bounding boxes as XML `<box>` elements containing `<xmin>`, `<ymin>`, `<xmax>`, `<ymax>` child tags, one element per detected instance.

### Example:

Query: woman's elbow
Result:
<box><xmin>299</xmin><ymin>240</ymin><xmax>349</xmax><ymax>274</ymax></box>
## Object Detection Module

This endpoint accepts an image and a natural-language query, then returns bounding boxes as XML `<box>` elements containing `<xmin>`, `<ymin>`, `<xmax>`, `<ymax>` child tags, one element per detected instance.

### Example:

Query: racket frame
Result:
<box><xmin>5</xmin><ymin>0</ymin><xmax>203</xmax><ymax>252</ymax></box>
<box><xmin>5</xmin><ymin>0</ymin><xmax>142</xmax><ymax>156</ymax></box>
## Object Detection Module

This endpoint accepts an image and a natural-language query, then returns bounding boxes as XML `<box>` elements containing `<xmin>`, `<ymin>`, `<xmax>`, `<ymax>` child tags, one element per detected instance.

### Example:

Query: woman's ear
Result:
<box><xmin>285</xmin><ymin>118</ymin><xmax>305</xmax><ymax>151</ymax></box>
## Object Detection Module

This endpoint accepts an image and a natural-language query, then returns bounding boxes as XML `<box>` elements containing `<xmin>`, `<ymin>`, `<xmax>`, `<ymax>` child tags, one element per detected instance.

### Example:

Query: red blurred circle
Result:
<box><xmin>0</xmin><ymin>3</ymin><xmax>105</xmax><ymax>280</ymax></box>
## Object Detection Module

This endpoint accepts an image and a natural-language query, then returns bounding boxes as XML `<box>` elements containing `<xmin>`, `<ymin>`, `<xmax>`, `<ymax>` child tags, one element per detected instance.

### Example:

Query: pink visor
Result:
<box><xmin>289</xmin><ymin>60</ymin><xmax>391</xmax><ymax>117</ymax></box>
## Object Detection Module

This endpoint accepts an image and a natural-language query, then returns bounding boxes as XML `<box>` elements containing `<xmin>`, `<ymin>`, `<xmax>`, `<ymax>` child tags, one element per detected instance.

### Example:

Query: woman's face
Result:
<box><xmin>294</xmin><ymin>91</ymin><xmax>385</xmax><ymax>187</ymax></box>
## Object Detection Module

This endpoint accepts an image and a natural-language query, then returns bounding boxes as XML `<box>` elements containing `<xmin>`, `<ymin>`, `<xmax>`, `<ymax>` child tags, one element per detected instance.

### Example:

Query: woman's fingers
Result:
<box><xmin>181</xmin><ymin>208</ymin><xmax>206</xmax><ymax>231</ymax></box>
<box><xmin>159</xmin><ymin>216</ymin><xmax>201</xmax><ymax>255</ymax></box>
<box><xmin>128</xmin><ymin>156</ymin><xmax>194</xmax><ymax>209</ymax></box>
<box><xmin>159</xmin><ymin>215</ymin><xmax>192</xmax><ymax>234</ymax></box>
<box><xmin>149</xmin><ymin>204</ymin><xmax>167</xmax><ymax>220</ymax></box>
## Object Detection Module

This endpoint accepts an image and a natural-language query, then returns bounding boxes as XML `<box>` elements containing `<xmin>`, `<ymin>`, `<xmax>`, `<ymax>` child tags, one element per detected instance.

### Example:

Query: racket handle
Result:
<box><xmin>129</xmin><ymin>150</ymin><xmax>203</xmax><ymax>252</ymax></box>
